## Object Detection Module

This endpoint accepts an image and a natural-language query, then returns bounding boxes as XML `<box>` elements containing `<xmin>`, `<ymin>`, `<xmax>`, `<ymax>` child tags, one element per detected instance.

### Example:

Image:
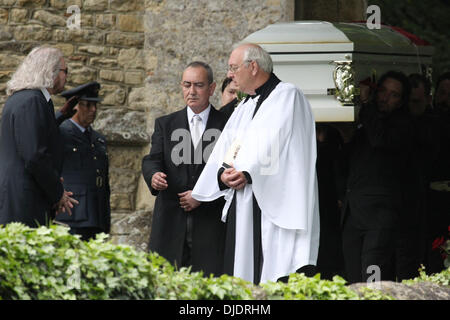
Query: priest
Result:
<box><xmin>192</xmin><ymin>43</ymin><xmax>320</xmax><ymax>284</ymax></box>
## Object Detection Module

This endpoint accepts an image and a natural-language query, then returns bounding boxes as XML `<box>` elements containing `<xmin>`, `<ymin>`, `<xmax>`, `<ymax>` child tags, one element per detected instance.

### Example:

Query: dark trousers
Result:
<box><xmin>342</xmin><ymin>215</ymin><xmax>396</xmax><ymax>284</ymax></box>
<box><xmin>69</xmin><ymin>227</ymin><xmax>103</xmax><ymax>241</ymax></box>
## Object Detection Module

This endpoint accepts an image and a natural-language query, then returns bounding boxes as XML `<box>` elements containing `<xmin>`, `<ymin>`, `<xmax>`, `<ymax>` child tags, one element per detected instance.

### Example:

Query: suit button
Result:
<box><xmin>94</xmin><ymin>156</ymin><xmax>97</xmax><ymax>160</ymax></box>
<box><xmin>73</xmin><ymin>148</ymin><xmax>77</xmax><ymax>152</ymax></box>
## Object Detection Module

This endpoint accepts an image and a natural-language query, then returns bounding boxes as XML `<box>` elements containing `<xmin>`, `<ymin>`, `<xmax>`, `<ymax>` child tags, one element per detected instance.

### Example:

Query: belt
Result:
<box><xmin>429</xmin><ymin>181</ymin><xmax>450</xmax><ymax>192</ymax></box>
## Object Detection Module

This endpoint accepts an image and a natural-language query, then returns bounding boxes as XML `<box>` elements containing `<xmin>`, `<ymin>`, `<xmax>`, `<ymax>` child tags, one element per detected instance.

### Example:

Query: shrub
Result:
<box><xmin>1</xmin><ymin>223</ymin><xmax>447</xmax><ymax>300</ymax></box>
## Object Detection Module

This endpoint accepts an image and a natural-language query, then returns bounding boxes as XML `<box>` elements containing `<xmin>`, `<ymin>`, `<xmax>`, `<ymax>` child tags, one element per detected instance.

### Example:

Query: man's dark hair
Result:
<box><xmin>221</xmin><ymin>77</ymin><xmax>233</xmax><ymax>93</ymax></box>
<box><xmin>376</xmin><ymin>70</ymin><xmax>411</xmax><ymax>109</ymax></box>
<box><xmin>408</xmin><ymin>73</ymin><xmax>431</xmax><ymax>96</ymax></box>
<box><xmin>185</xmin><ymin>61</ymin><xmax>214</xmax><ymax>84</ymax></box>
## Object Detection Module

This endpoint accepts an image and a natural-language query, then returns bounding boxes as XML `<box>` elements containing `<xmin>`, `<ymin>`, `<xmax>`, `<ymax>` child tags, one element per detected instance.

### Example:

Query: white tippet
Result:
<box><xmin>192</xmin><ymin>81</ymin><xmax>320</xmax><ymax>284</ymax></box>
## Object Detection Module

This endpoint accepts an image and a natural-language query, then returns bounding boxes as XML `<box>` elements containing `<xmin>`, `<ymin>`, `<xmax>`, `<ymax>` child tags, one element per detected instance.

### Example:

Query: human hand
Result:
<box><xmin>220</xmin><ymin>168</ymin><xmax>247</xmax><ymax>190</ymax></box>
<box><xmin>178</xmin><ymin>190</ymin><xmax>201</xmax><ymax>212</ymax></box>
<box><xmin>151</xmin><ymin>172</ymin><xmax>168</xmax><ymax>191</ymax></box>
<box><xmin>59</xmin><ymin>95</ymin><xmax>79</xmax><ymax>119</ymax></box>
<box><xmin>56</xmin><ymin>190</ymin><xmax>79</xmax><ymax>215</ymax></box>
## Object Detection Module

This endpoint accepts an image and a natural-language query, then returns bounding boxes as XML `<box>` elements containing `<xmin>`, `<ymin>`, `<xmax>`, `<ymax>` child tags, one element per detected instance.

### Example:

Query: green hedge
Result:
<box><xmin>0</xmin><ymin>223</ymin><xmax>447</xmax><ymax>300</ymax></box>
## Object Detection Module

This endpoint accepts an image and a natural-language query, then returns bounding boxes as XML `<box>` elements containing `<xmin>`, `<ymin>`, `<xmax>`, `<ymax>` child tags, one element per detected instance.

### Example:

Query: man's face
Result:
<box><xmin>73</xmin><ymin>100</ymin><xmax>97</xmax><ymax>128</ymax></box>
<box><xmin>434</xmin><ymin>79</ymin><xmax>450</xmax><ymax>114</ymax></box>
<box><xmin>52</xmin><ymin>58</ymin><xmax>67</xmax><ymax>94</ymax></box>
<box><xmin>409</xmin><ymin>83</ymin><xmax>430</xmax><ymax>116</ymax></box>
<box><xmin>181</xmin><ymin>67</ymin><xmax>215</xmax><ymax>112</ymax></box>
<box><xmin>376</xmin><ymin>78</ymin><xmax>403</xmax><ymax>113</ymax></box>
<box><xmin>221</xmin><ymin>80</ymin><xmax>239</xmax><ymax>106</ymax></box>
<box><xmin>227</xmin><ymin>46</ymin><xmax>253</xmax><ymax>94</ymax></box>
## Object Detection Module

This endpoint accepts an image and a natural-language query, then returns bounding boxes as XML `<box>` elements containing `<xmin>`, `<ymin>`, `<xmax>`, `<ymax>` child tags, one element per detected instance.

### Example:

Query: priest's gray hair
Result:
<box><xmin>239</xmin><ymin>43</ymin><xmax>273</xmax><ymax>74</ymax></box>
<box><xmin>185</xmin><ymin>61</ymin><xmax>214</xmax><ymax>84</ymax></box>
<box><xmin>6</xmin><ymin>46</ymin><xmax>63</xmax><ymax>96</ymax></box>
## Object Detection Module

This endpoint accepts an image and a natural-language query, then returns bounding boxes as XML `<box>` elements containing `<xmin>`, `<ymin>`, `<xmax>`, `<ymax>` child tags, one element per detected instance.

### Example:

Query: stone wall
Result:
<box><xmin>0</xmin><ymin>0</ymin><xmax>295</xmax><ymax>251</ymax></box>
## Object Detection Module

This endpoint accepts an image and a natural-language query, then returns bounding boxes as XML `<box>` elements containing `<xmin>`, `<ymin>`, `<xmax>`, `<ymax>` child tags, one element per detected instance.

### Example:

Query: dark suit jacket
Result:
<box><xmin>55</xmin><ymin>120</ymin><xmax>111</xmax><ymax>232</ymax></box>
<box><xmin>339</xmin><ymin>103</ymin><xmax>414</xmax><ymax>229</ymax></box>
<box><xmin>142</xmin><ymin>106</ymin><xmax>227</xmax><ymax>276</ymax></box>
<box><xmin>0</xmin><ymin>89</ymin><xmax>64</xmax><ymax>227</ymax></box>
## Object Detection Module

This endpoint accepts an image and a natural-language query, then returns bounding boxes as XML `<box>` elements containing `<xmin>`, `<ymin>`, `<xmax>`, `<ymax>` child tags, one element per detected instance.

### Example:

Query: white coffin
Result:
<box><xmin>242</xmin><ymin>21</ymin><xmax>434</xmax><ymax>122</ymax></box>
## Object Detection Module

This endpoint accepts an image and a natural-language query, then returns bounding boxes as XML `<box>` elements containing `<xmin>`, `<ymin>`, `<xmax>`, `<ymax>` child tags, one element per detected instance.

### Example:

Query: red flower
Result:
<box><xmin>432</xmin><ymin>236</ymin><xmax>445</xmax><ymax>251</ymax></box>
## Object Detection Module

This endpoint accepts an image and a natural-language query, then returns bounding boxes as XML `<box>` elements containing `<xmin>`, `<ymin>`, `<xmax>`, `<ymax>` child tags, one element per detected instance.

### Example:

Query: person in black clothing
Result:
<box><xmin>55</xmin><ymin>82</ymin><xmax>111</xmax><ymax>241</ymax></box>
<box><xmin>219</xmin><ymin>77</ymin><xmax>239</xmax><ymax>120</ymax></box>
<box><xmin>339</xmin><ymin>71</ymin><xmax>414</xmax><ymax>283</ymax></box>
<box><xmin>394</xmin><ymin>74</ymin><xmax>439</xmax><ymax>280</ymax></box>
<box><xmin>0</xmin><ymin>46</ymin><xmax>78</xmax><ymax>228</ymax></box>
<box><xmin>142</xmin><ymin>62</ymin><xmax>227</xmax><ymax>276</ymax></box>
<box><xmin>426</xmin><ymin>71</ymin><xmax>450</xmax><ymax>274</ymax></box>
<box><xmin>315</xmin><ymin>124</ymin><xmax>346</xmax><ymax>280</ymax></box>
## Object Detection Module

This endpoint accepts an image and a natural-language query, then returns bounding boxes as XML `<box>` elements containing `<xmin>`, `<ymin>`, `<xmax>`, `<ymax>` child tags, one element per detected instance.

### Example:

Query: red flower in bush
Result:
<box><xmin>432</xmin><ymin>236</ymin><xmax>445</xmax><ymax>251</ymax></box>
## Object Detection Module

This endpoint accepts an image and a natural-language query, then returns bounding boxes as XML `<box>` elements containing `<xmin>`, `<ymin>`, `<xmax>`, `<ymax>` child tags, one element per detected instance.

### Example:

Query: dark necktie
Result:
<box><xmin>84</xmin><ymin>128</ymin><xmax>91</xmax><ymax>142</ymax></box>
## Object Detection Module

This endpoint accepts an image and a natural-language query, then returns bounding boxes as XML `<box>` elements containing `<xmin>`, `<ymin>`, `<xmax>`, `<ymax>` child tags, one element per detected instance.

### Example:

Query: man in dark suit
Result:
<box><xmin>142</xmin><ymin>61</ymin><xmax>227</xmax><ymax>276</ymax></box>
<box><xmin>339</xmin><ymin>71</ymin><xmax>414</xmax><ymax>283</ymax></box>
<box><xmin>55</xmin><ymin>82</ymin><xmax>111</xmax><ymax>241</ymax></box>
<box><xmin>0</xmin><ymin>46</ymin><xmax>78</xmax><ymax>228</ymax></box>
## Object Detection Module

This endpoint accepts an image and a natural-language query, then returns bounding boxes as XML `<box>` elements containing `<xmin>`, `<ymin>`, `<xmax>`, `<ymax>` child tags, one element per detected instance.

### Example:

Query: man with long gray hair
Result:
<box><xmin>0</xmin><ymin>46</ymin><xmax>78</xmax><ymax>228</ymax></box>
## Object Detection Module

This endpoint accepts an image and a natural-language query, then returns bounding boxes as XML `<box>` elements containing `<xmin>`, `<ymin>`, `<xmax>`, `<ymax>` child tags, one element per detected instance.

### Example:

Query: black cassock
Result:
<box><xmin>142</xmin><ymin>106</ymin><xmax>227</xmax><ymax>276</ymax></box>
<box><xmin>0</xmin><ymin>89</ymin><xmax>64</xmax><ymax>227</ymax></box>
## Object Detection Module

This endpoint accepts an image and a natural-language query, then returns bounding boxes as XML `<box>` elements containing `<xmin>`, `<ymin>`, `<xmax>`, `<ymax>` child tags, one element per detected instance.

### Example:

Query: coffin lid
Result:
<box><xmin>243</xmin><ymin>21</ymin><xmax>434</xmax><ymax>56</ymax></box>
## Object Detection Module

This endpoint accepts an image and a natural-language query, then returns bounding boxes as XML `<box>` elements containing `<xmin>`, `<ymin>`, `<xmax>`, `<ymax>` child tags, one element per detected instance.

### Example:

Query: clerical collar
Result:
<box><xmin>243</xmin><ymin>73</ymin><xmax>281</xmax><ymax>118</ymax></box>
<box><xmin>244</xmin><ymin>73</ymin><xmax>281</xmax><ymax>102</ymax></box>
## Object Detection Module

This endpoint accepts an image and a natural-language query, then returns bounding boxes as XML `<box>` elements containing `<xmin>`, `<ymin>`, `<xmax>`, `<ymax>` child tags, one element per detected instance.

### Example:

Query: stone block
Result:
<box><xmin>53</xmin><ymin>43</ymin><xmax>74</xmax><ymax>56</ymax></box>
<box><xmin>0</xmin><ymin>8</ymin><xmax>8</xmax><ymax>25</ymax></box>
<box><xmin>32</xmin><ymin>10</ymin><xmax>66</xmax><ymax>26</ymax></box>
<box><xmin>117</xmin><ymin>48</ymin><xmax>144</xmax><ymax>69</ymax></box>
<box><xmin>68</xmin><ymin>65</ymin><xmax>97</xmax><ymax>84</ymax></box>
<box><xmin>109</xmin><ymin>168</ymin><xmax>139</xmax><ymax>194</ymax></box>
<box><xmin>83</xmin><ymin>0</ymin><xmax>108</xmax><ymax>11</ymax></box>
<box><xmin>128</xmin><ymin>86</ymin><xmax>148</xmax><ymax>111</ymax></box>
<box><xmin>99</xmin><ymin>84</ymin><xmax>126</xmax><ymax>105</ymax></box>
<box><xmin>110</xmin><ymin>193</ymin><xmax>134</xmax><ymax>211</ymax></box>
<box><xmin>93</xmin><ymin>109</ymin><xmax>150</xmax><ymax>146</ymax></box>
<box><xmin>118</xmin><ymin>14</ymin><xmax>144</xmax><ymax>32</ymax></box>
<box><xmin>9</xmin><ymin>8</ymin><xmax>28</xmax><ymax>24</ymax></box>
<box><xmin>12</xmin><ymin>24</ymin><xmax>52</xmax><ymax>41</ymax></box>
<box><xmin>110</xmin><ymin>0</ymin><xmax>144</xmax><ymax>12</ymax></box>
<box><xmin>0</xmin><ymin>54</ymin><xmax>24</xmax><ymax>68</ymax></box>
<box><xmin>50</xmin><ymin>0</ymin><xmax>83</xmax><ymax>9</ymax></box>
<box><xmin>124</xmin><ymin>71</ymin><xmax>144</xmax><ymax>85</ymax></box>
<box><xmin>90</xmin><ymin>57</ymin><xmax>118</xmax><ymax>68</ymax></box>
<box><xmin>78</xmin><ymin>45</ymin><xmax>105</xmax><ymax>55</ymax></box>
<box><xmin>108</xmin><ymin>146</ymin><xmax>143</xmax><ymax>171</ymax></box>
<box><xmin>109</xmin><ymin>211</ymin><xmax>151</xmax><ymax>251</ymax></box>
<box><xmin>95</xmin><ymin>13</ymin><xmax>116</xmax><ymax>30</ymax></box>
<box><xmin>106</xmin><ymin>31</ymin><xmax>144</xmax><ymax>47</ymax></box>
<box><xmin>16</xmin><ymin>0</ymin><xmax>46</xmax><ymax>7</ymax></box>
<box><xmin>99</xmin><ymin>69</ymin><xmax>124</xmax><ymax>82</ymax></box>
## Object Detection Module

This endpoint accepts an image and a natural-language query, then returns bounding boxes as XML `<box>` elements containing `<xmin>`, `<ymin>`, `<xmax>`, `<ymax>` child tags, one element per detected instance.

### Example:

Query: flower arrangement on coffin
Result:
<box><xmin>432</xmin><ymin>225</ymin><xmax>450</xmax><ymax>268</ymax></box>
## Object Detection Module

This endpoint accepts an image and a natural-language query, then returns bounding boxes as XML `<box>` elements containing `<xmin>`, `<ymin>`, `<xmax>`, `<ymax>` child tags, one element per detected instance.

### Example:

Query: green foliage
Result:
<box><xmin>0</xmin><ymin>223</ymin><xmax>156</xmax><ymax>300</ymax></box>
<box><xmin>261</xmin><ymin>273</ymin><xmax>393</xmax><ymax>300</ymax></box>
<box><xmin>0</xmin><ymin>223</ymin><xmax>447</xmax><ymax>300</ymax></box>
<box><xmin>403</xmin><ymin>266</ymin><xmax>450</xmax><ymax>287</ymax></box>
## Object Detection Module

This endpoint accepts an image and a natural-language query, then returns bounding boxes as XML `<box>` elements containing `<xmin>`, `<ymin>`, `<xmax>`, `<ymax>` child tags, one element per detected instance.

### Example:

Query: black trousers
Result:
<box><xmin>342</xmin><ymin>214</ymin><xmax>396</xmax><ymax>284</ymax></box>
<box><xmin>69</xmin><ymin>227</ymin><xmax>103</xmax><ymax>241</ymax></box>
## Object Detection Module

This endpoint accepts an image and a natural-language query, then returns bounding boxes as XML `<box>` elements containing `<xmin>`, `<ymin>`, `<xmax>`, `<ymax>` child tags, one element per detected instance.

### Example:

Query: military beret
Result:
<box><xmin>61</xmin><ymin>81</ymin><xmax>102</xmax><ymax>102</ymax></box>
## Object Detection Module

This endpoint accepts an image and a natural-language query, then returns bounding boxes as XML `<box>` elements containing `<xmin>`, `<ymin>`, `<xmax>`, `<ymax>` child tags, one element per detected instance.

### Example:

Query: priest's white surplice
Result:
<box><xmin>192</xmin><ymin>82</ymin><xmax>320</xmax><ymax>284</ymax></box>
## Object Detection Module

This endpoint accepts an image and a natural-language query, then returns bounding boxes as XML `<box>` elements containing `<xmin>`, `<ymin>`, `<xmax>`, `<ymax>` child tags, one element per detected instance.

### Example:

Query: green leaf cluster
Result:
<box><xmin>403</xmin><ymin>266</ymin><xmax>450</xmax><ymax>287</ymax></box>
<box><xmin>0</xmin><ymin>223</ymin><xmax>156</xmax><ymax>300</ymax></box>
<box><xmin>1</xmin><ymin>223</ymin><xmax>448</xmax><ymax>300</ymax></box>
<box><xmin>261</xmin><ymin>273</ymin><xmax>393</xmax><ymax>300</ymax></box>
